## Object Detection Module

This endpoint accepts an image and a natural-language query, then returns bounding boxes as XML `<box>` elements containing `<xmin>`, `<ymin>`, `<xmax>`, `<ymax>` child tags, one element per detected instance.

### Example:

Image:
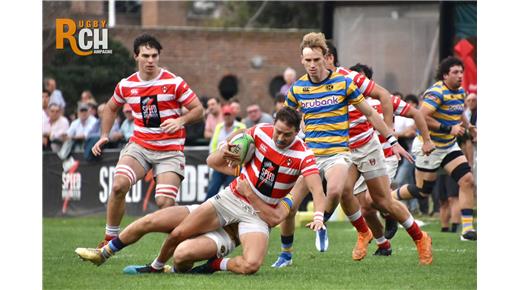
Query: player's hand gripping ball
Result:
<box><xmin>229</xmin><ymin>133</ymin><xmax>255</xmax><ymax>165</ymax></box>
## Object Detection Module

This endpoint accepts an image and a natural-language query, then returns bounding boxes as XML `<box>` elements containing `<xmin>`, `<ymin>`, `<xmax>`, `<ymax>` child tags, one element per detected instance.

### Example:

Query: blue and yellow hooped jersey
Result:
<box><xmin>285</xmin><ymin>71</ymin><xmax>365</xmax><ymax>156</ymax></box>
<box><xmin>421</xmin><ymin>81</ymin><xmax>466</xmax><ymax>149</ymax></box>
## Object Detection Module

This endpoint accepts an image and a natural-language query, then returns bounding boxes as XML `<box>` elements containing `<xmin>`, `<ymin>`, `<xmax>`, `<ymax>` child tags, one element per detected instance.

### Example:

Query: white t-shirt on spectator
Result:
<box><xmin>49</xmin><ymin>116</ymin><xmax>69</xmax><ymax>141</ymax></box>
<box><xmin>67</xmin><ymin>115</ymin><xmax>97</xmax><ymax>138</ymax></box>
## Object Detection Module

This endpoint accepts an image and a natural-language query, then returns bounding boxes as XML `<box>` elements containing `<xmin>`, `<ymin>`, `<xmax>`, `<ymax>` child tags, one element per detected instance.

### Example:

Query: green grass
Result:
<box><xmin>43</xmin><ymin>215</ymin><xmax>476</xmax><ymax>290</ymax></box>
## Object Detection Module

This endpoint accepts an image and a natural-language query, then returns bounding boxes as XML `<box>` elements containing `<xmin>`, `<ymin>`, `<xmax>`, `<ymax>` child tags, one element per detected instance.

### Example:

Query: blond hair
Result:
<box><xmin>300</xmin><ymin>32</ymin><xmax>328</xmax><ymax>55</ymax></box>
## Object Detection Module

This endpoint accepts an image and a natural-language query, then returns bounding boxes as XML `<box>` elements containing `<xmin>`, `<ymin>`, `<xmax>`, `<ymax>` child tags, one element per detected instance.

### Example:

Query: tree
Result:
<box><xmin>43</xmin><ymin>39</ymin><xmax>135</xmax><ymax>115</ymax></box>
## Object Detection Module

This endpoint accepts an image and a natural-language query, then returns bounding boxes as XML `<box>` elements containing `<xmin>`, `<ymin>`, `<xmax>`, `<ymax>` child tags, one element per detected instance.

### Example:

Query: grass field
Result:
<box><xmin>43</xmin><ymin>215</ymin><xmax>476</xmax><ymax>290</ymax></box>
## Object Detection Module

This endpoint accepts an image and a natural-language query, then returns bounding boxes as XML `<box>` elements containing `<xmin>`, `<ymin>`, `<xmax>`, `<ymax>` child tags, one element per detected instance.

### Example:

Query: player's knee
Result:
<box><xmin>458</xmin><ymin>172</ymin><xmax>475</xmax><ymax>189</ymax></box>
<box><xmin>155</xmin><ymin>197</ymin><xmax>175</xmax><ymax>209</ymax></box>
<box><xmin>288</xmin><ymin>206</ymin><xmax>298</xmax><ymax>218</ymax></box>
<box><xmin>112</xmin><ymin>175</ymin><xmax>131</xmax><ymax>195</ymax></box>
<box><xmin>169</xmin><ymin>227</ymin><xmax>186</xmax><ymax>242</ymax></box>
<box><xmin>173</xmin><ymin>243</ymin><xmax>193</xmax><ymax>264</ymax></box>
<box><xmin>139</xmin><ymin>213</ymin><xmax>159</xmax><ymax>232</ymax></box>
<box><xmin>360</xmin><ymin>203</ymin><xmax>377</xmax><ymax>217</ymax></box>
<box><xmin>241</xmin><ymin>259</ymin><xmax>262</xmax><ymax>275</ymax></box>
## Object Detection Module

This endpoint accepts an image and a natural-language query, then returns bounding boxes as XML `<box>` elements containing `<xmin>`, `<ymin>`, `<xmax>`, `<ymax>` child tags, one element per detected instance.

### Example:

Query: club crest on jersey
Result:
<box><xmin>303</xmin><ymin>87</ymin><xmax>310</xmax><ymax>92</ymax></box>
<box><xmin>326</xmin><ymin>84</ymin><xmax>334</xmax><ymax>91</ymax></box>
<box><xmin>369</xmin><ymin>158</ymin><xmax>376</xmax><ymax>166</ymax></box>
<box><xmin>162</xmin><ymin>86</ymin><xmax>168</xmax><ymax>93</ymax></box>
<box><xmin>286</xmin><ymin>158</ymin><xmax>292</xmax><ymax>166</ymax></box>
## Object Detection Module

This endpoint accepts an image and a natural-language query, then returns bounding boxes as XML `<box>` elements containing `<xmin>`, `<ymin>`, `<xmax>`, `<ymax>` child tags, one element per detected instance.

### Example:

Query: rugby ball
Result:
<box><xmin>229</xmin><ymin>133</ymin><xmax>255</xmax><ymax>164</ymax></box>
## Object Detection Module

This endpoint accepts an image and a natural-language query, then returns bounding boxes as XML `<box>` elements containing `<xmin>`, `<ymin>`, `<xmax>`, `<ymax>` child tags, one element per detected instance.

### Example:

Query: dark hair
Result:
<box><xmin>133</xmin><ymin>34</ymin><xmax>162</xmax><ymax>55</ymax></box>
<box><xmin>43</xmin><ymin>88</ymin><xmax>50</xmax><ymax>95</ymax></box>
<box><xmin>404</xmin><ymin>94</ymin><xmax>419</xmax><ymax>106</ymax></box>
<box><xmin>208</xmin><ymin>96</ymin><xmax>221</xmax><ymax>104</ymax></box>
<box><xmin>349</xmin><ymin>63</ymin><xmax>374</xmax><ymax>79</ymax></box>
<box><xmin>325</xmin><ymin>39</ymin><xmax>339</xmax><ymax>67</ymax></box>
<box><xmin>275</xmin><ymin>107</ymin><xmax>301</xmax><ymax>132</ymax></box>
<box><xmin>274</xmin><ymin>92</ymin><xmax>286</xmax><ymax>104</ymax></box>
<box><xmin>436</xmin><ymin>56</ymin><xmax>464</xmax><ymax>81</ymax></box>
<box><xmin>392</xmin><ymin>91</ymin><xmax>403</xmax><ymax>99</ymax></box>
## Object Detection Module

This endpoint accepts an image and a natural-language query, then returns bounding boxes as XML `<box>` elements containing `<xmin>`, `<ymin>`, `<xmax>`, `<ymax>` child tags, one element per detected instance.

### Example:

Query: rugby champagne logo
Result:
<box><xmin>55</xmin><ymin>18</ymin><xmax>112</xmax><ymax>56</ymax></box>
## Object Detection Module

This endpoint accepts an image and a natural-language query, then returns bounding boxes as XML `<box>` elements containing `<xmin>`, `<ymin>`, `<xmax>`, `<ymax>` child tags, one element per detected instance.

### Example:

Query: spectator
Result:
<box><xmin>119</xmin><ymin>103</ymin><xmax>134</xmax><ymax>143</ymax></box>
<box><xmin>279</xmin><ymin>67</ymin><xmax>297</xmax><ymax>96</ymax></box>
<box><xmin>87</xmin><ymin>100</ymin><xmax>98</xmax><ymax>118</ymax></box>
<box><xmin>230</xmin><ymin>98</ymin><xmax>242</xmax><ymax>122</ymax></box>
<box><xmin>44</xmin><ymin>77</ymin><xmax>66</xmax><ymax>111</ymax></box>
<box><xmin>204</xmin><ymin>97</ymin><xmax>223</xmax><ymax>139</ymax></box>
<box><xmin>273</xmin><ymin>92</ymin><xmax>286</xmax><ymax>119</ymax></box>
<box><xmin>85</xmin><ymin>103</ymin><xmax>123</xmax><ymax>149</ymax></box>
<box><xmin>42</xmin><ymin>89</ymin><xmax>51</xmax><ymax>150</ymax></box>
<box><xmin>79</xmin><ymin>90</ymin><xmax>97</xmax><ymax>106</ymax></box>
<box><xmin>206</xmin><ymin>105</ymin><xmax>246</xmax><ymax>200</ymax></box>
<box><xmin>58</xmin><ymin>103</ymin><xmax>98</xmax><ymax>171</ymax></box>
<box><xmin>47</xmin><ymin>103</ymin><xmax>69</xmax><ymax>152</ymax></box>
<box><xmin>243</xmin><ymin>104</ymin><xmax>273</xmax><ymax>128</ymax></box>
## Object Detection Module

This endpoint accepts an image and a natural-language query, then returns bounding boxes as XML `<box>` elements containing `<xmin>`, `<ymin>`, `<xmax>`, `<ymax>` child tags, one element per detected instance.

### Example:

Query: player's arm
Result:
<box><xmin>461</xmin><ymin>112</ymin><xmax>477</xmax><ymax>141</ymax></box>
<box><xmin>354</xmin><ymin>100</ymin><xmax>414</xmax><ymax>163</ymax></box>
<box><xmin>420</xmin><ymin>101</ymin><xmax>465</xmax><ymax>137</ymax></box>
<box><xmin>303</xmin><ymin>173</ymin><xmax>326</xmax><ymax>231</ymax></box>
<box><xmin>402</xmin><ymin>106</ymin><xmax>435</xmax><ymax>155</ymax></box>
<box><xmin>92</xmin><ymin>98</ymin><xmax>119</xmax><ymax>156</ymax></box>
<box><xmin>206</xmin><ymin>145</ymin><xmax>241</xmax><ymax>177</ymax></box>
<box><xmin>161</xmin><ymin>97</ymin><xmax>204</xmax><ymax>134</ymax></box>
<box><xmin>367</xmin><ymin>84</ymin><xmax>394</xmax><ymax>128</ymax></box>
<box><xmin>235</xmin><ymin>178</ymin><xmax>290</xmax><ymax>227</ymax></box>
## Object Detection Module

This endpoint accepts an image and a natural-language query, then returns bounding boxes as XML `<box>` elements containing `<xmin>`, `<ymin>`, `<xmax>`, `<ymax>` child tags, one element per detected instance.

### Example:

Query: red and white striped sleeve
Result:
<box><xmin>300</xmin><ymin>149</ymin><xmax>319</xmax><ymax>177</ymax></box>
<box><xmin>347</xmin><ymin>70</ymin><xmax>375</xmax><ymax>96</ymax></box>
<box><xmin>175</xmin><ymin>78</ymin><xmax>196</xmax><ymax>107</ymax></box>
<box><xmin>110</xmin><ymin>81</ymin><xmax>126</xmax><ymax>106</ymax></box>
<box><xmin>392</xmin><ymin>95</ymin><xmax>411</xmax><ymax>116</ymax></box>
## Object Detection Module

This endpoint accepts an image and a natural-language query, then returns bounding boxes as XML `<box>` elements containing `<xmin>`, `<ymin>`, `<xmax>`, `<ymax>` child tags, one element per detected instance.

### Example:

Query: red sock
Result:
<box><xmin>104</xmin><ymin>234</ymin><xmax>116</xmax><ymax>242</ymax></box>
<box><xmin>351</xmin><ymin>216</ymin><xmax>370</xmax><ymax>233</ymax></box>
<box><xmin>406</xmin><ymin>222</ymin><xmax>423</xmax><ymax>241</ymax></box>
<box><xmin>209</xmin><ymin>258</ymin><xmax>223</xmax><ymax>271</ymax></box>
<box><xmin>378</xmin><ymin>240</ymin><xmax>391</xmax><ymax>250</ymax></box>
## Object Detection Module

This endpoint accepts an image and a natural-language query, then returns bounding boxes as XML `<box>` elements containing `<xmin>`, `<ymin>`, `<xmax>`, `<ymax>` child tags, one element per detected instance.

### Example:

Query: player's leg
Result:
<box><xmin>154</xmin><ymin>172</ymin><xmax>182</xmax><ymax>209</ymax></box>
<box><xmin>339</xmin><ymin>164</ymin><xmax>373</xmax><ymax>261</ymax></box>
<box><xmin>437</xmin><ymin>175</ymin><xmax>451</xmax><ymax>231</ymax></box>
<box><xmin>273</xmin><ymin>177</ymin><xmax>309</xmax><ymax>268</ymax></box>
<box><xmin>366</xmin><ymin>174</ymin><xmax>432</xmax><ymax>265</ymax></box>
<box><xmin>103</xmin><ymin>154</ymin><xmax>147</xmax><ymax>246</ymax></box>
<box><xmin>226</xmin><ymin>232</ymin><xmax>268</xmax><ymax>274</ymax></box>
<box><xmin>442</xmin><ymin>150</ymin><xmax>476</xmax><ymax>240</ymax></box>
<box><xmin>76</xmin><ymin>205</ymin><xmax>192</xmax><ymax>266</ymax></box>
<box><xmin>153</xmin><ymin>151</ymin><xmax>185</xmax><ymax>209</ymax></box>
<box><xmin>173</xmin><ymin>236</ymin><xmax>219</xmax><ymax>273</ymax></box>
<box><xmin>356</xmin><ymin>190</ymin><xmax>391</xmax><ymax>256</ymax></box>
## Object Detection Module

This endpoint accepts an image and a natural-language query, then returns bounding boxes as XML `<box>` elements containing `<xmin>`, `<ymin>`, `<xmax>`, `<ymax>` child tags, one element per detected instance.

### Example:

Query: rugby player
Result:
<box><xmin>90</xmin><ymin>34</ymin><xmax>204</xmax><ymax>248</ymax></box>
<box><xmin>124</xmin><ymin>107</ymin><xmax>327</xmax><ymax>275</ymax></box>
<box><xmin>391</xmin><ymin>56</ymin><xmax>477</xmax><ymax>241</ymax></box>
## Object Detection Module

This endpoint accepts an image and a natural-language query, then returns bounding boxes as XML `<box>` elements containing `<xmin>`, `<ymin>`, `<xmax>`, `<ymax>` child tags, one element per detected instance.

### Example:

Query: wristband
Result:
<box><xmin>386</xmin><ymin>135</ymin><xmax>398</xmax><ymax>146</ymax></box>
<box><xmin>313</xmin><ymin>211</ymin><xmax>324</xmax><ymax>222</ymax></box>
<box><xmin>439</xmin><ymin>124</ymin><xmax>452</xmax><ymax>134</ymax></box>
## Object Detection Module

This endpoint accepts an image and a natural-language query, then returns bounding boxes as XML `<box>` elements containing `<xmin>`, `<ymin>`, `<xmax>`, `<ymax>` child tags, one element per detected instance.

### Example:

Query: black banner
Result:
<box><xmin>43</xmin><ymin>147</ymin><xmax>211</xmax><ymax>217</ymax></box>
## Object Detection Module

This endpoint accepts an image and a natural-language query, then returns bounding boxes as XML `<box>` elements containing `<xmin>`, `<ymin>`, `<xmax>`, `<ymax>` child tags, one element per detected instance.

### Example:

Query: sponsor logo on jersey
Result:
<box><xmin>326</xmin><ymin>84</ymin><xmax>334</xmax><ymax>91</ymax></box>
<box><xmin>303</xmin><ymin>87</ymin><xmax>310</xmax><ymax>92</ymax></box>
<box><xmin>301</xmin><ymin>95</ymin><xmax>340</xmax><ymax>109</ymax></box>
<box><xmin>256</xmin><ymin>157</ymin><xmax>279</xmax><ymax>197</ymax></box>
<box><xmin>140</xmin><ymin>95</ymin><xmax>161</xmax><ymax>127</ymax></box>
<box><xmin>131</xmin><ymin>89</ymin><xmax>138</xmax><ymax>95</ymax></box>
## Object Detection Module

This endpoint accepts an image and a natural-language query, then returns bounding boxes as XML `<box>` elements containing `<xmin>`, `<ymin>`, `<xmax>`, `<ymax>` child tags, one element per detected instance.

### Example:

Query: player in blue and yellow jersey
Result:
<box><xmin>272</xmin><ymin>32</ymin><xmax>415</xmax><ymax>268</ymax></box>
<box><xmin>391</xmin><ymin>56</ymin><xmax>477</xmax><ymax>241</ymax></box>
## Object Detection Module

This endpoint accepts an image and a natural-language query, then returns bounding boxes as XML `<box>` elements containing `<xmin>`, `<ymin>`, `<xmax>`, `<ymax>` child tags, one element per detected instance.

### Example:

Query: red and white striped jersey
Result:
<box><xmin>349</xmin><ymin>96</ymin><xmax>411</xmax><ymax>157</ymax></box>
<box><xmin>229</xmin><ymin>124</ymin><xmax>319</xmax><ymax>206</ymax></box>
<box><xmin>111</xmin><ymin>68</ymin><xmax>197</xmax><ymax>151</ymax></box>
<box><xmin>336</xmin><ymin>67</ymin><xmax>376</xmax><ymax>148</ymax></box>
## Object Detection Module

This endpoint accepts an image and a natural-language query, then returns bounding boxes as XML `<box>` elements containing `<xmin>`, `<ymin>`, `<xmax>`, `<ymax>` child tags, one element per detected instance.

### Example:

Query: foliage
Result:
<box><xmin>43</xmin><ymin>39</ymin><xmax>135</xmax><ymax>115</ymax></box>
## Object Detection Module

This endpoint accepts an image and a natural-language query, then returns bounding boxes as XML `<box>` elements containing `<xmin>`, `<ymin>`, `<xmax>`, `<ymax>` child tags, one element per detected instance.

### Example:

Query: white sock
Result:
<box><xmin>375</xmin><ymin>236</ymin><xmax>387</xmax><ymax>245</ymax></box>
<box><xmin>347</xmin><ymin>210</ymin><xmax>362</xmax><ymax>222</ymax></box>
<box><xmin>401</xmin><ymin>215</ymin><xmax>414</xmax><ymax>229</ymax></box>
<box><xmin>220</xmin><ymin>258</ymin><xmax>230</xmax><ymax>271</ymax></box>
<box><xmin>151</xmin><ymin>258</ymin><xmax>164</xmax><ymax>270</ymax></box>
<box><xmin>105</xmin><ymin>225</ymin><xmax>120</xmax><ymax>237</ymax></box>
